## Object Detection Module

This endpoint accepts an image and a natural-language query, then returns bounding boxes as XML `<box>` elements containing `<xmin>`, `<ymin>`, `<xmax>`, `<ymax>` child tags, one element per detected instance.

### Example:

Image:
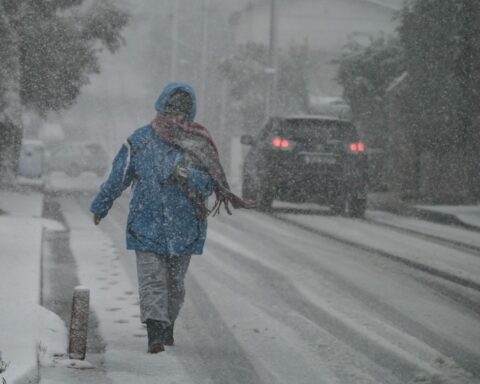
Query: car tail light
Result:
<box><xmin>272</xmin><ymin>137</ymin><xmax>290</xmax><ymax>149</ymax></box>
<box><xmin>349</xmin><ymin>142</ymin><xmax>366</xmax><ymax>153</ymax></box>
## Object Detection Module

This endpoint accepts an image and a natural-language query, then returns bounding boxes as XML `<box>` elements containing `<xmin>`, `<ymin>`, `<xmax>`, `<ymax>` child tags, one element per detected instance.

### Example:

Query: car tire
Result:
<box><xmin>258</xmin><ymin>187</ymin><xmax>274</xmax><ymax>212</ymax></box>
<box><xmin>243</xmin><ymin>174</ymin><xmax>274</xmax><ymax>211</ymax></box>
<box><xmin>256</xmin><ymin>178</ymin><xmax>274</xmax><ymax>212</ymax></box>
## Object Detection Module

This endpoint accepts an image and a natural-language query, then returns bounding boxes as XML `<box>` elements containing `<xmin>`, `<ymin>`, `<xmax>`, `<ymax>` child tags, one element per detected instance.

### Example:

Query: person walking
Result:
<box><xmin>90</xmin><ymin>82</ymin><xmax>253</xmax><ymax>353</ymax></box>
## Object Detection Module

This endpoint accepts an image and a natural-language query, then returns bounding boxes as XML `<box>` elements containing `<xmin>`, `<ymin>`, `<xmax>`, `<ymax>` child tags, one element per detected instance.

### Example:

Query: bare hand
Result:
<box><xmin>175</xmin><ymin>165</ymin><xmax>188</xmax><ymax>184</ymax></box>
<box><xmin>93</xmin><ymin>214</ymin><xmax>101</xmax><ymax>225</ymax></box>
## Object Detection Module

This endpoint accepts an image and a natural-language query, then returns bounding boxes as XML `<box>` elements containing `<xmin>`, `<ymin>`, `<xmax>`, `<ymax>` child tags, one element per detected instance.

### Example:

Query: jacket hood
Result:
<box><xmin>154</xmin><ymin>82</ymin><xmax>197</xmax><ymax>122</ymax></box>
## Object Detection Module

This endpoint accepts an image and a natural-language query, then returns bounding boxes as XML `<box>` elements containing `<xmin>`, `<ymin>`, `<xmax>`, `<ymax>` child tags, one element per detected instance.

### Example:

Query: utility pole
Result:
<box><xmin>199</xmin><ymin>0</ymin><xmax>210</xmax><ymax>122</ymax></box>
<box><xmin>265</xmin><ymin>0</ymin><xmax>279</xmax><ymax>119</ymax></box>
<box><xmin>170</xmin><ymin>0</ymin><xmax>179</xmax><ymax>82</ymax></box>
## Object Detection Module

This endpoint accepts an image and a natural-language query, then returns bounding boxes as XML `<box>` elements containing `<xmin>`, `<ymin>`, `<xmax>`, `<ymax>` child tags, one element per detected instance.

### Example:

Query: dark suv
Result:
<box><xmin>241</xmin><ymin>115</ymin><xmax>368</xmax><ymax>216</ymax></box>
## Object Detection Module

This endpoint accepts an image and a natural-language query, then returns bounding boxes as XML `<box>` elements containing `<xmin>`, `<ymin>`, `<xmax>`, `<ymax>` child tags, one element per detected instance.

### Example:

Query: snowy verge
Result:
<box><xmin>0</xmin><ymin>190</ymin><xmax>43</xmax><ymax>217</ymax></box>
<box><xmin>362</xmin><ymin>0</ymin><xmax>403</xmax><ymax>11</ymax></box>
<box><xmin>365</xmin><ymin>192</ymin><xmax>480</xmax><ymax>231</ymax></box>
<box><xmin>0</xmin><ymin>191</ymin><xmax>68</xmax><ymax>384</ymax></box>
<box><xmin>44</xmin><ymin>172</ymin><xmax>103</xmax><ymax>194</ymax></box>
<box><xmin>416</xmin><ymin>205</ymin><xmax>480</xmax><ymax>230</ymax></box>
<box><xmin>60</xmin><ymin>198</ymin><xmax>197</xmax><ymax>384</ymax></box>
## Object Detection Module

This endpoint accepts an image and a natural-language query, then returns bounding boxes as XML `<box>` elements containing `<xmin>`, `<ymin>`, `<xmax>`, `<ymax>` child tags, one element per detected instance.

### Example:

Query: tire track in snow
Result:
<box><xmin>94</xmin><ymin>196</ymin><xmax>480</xmax><ymax>382</ymax></box>
<box><xmin>272</xmin><ymin>213</ymin><xmax>480</xmax><ymax>292</ymax></box>
<box><xmin>361</xmin><ymin>215</ymin><xmax>480</xmax><ymax>317</ymax></box>
<box><xmin>364</xmin><ymin>216</ymin><xmax>480</xmax><ymax>258</ymax></box>
<box><xmin>218</xmin><ymin>209</ymin><xmax>480</xmax><ymax>317</ymax></box>
<box><xmin>208</xmin><ymin>212</ymin><xmax>480</xmax><ymax>380</ymax></box>
<box><xmin>194</xmin><ymin>245</ymin><xmax>407</xmax><ymax>384</ymax></box>
<box><xmin>204</xmin><ymin>228</ymin><xmax>476</xmax><ymax>383</ymax></box>
<box><xmin>191</xmin><ymin>255</ymin><xmax>400</xmax><ymax>384</ymax></box>
<box><xmin>178</xmin><ymin>274</ymin><xmax>274</xmax><ymax>384</ymax></box>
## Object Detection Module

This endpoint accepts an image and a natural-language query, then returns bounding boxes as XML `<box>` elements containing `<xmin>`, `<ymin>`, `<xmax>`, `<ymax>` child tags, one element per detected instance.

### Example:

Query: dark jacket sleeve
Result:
<box><xmin>90</xmin><ymin>144</ymin><xmax>134</xmax><ymax>218</ymax></box>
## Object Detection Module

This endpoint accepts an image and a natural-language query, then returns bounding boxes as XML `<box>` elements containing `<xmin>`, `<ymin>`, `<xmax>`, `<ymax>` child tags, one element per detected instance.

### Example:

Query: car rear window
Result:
<box><xmin>275</xmin><ymin>119</ymin><xmax>358</xmax><ymax>143</ymax></box>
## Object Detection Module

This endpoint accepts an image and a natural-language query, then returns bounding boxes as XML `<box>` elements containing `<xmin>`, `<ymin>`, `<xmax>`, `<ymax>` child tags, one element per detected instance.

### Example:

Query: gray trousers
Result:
<box><xmin>135</xmin><ymin>251</ymin><xmax>191</xmax><ymax>326</ymax></box>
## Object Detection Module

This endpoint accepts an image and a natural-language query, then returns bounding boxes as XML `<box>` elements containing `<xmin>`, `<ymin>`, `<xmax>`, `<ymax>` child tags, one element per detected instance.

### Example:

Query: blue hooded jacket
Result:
<box><xmin>90</xmin><ymin>83</ymin><xmax>214</xmax><ymax>256</ymax></box>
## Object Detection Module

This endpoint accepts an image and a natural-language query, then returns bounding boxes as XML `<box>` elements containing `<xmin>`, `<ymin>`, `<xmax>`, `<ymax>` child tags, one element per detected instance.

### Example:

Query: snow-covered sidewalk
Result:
<box><xmin>59</xmin><ymin>198</ymin><xmax>197</xmax><ymax>384</ymax></box>
<box><xmin>0</xmin><ymin>190</ymin><xmax>66</xmax><ymax>384</ymax></box>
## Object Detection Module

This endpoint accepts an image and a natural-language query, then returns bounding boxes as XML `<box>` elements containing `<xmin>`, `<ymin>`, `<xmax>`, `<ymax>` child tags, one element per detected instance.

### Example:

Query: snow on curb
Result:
<box><xmin>44</xmin><ymin>173</ymin><xmax>103</xmax><ymax>194</ymax></box>
<box><xmin>415</xmin><ymin>205</ymin><xmax>480</xmax><ymax>231</ymax></box>
<box><xmin>0</xmin><ymin>191</ymin><xmax>68</xmax><ymax>384</ymax></box>
<box><xmin>363</xmin><ymin>0</ymin><xmax>403</xmax><ymax>11</ymax></box>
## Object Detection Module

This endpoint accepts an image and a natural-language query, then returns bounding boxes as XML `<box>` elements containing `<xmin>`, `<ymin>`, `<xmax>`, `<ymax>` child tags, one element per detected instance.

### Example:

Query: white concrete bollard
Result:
<box><xmin>68</xmin><ymin>286</ymin><xmax>90</xmax><ymax>360</ymax></box>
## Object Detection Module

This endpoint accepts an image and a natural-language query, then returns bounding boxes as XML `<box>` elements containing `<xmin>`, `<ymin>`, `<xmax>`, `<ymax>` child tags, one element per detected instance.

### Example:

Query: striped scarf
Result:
<box><xmin>151</xmin><ymin>113</ymin><xmax>256</xmax><ymax>219</ymax></box>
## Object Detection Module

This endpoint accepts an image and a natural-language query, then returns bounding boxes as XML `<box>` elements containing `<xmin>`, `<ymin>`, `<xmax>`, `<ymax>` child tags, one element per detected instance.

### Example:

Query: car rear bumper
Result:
<box><xmin>267</xmin><ymin>163</ymin><xmax>367</xmax><ymax>203</ymax></box>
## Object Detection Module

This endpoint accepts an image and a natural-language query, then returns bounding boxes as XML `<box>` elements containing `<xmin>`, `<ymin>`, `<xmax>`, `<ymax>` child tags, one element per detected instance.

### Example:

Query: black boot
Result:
<box><xmin>146</xmin><ymin>319</ymin><xmax>165</xmax><ymax>353</ymax></box>
<box><xmin>164</xmin><ymin>321</ymin><xmax>174</xmax><ymax>346</ymax></box>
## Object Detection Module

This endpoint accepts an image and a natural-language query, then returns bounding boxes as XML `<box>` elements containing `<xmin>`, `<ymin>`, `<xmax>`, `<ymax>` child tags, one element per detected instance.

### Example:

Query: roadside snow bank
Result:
<box><xmin>416</xmin><ymin>205</ymin><xmax>480</xmax><ymax>229</ymax></box>
<box><xmin>44</xmin><ymin>172</ymin><xmax>102</xmax><ymax>194</ymax></box>
<box><xmin>0</xmin><ymin>191</ymin><xmax>67</xmax><ymax>384</ymax></box>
